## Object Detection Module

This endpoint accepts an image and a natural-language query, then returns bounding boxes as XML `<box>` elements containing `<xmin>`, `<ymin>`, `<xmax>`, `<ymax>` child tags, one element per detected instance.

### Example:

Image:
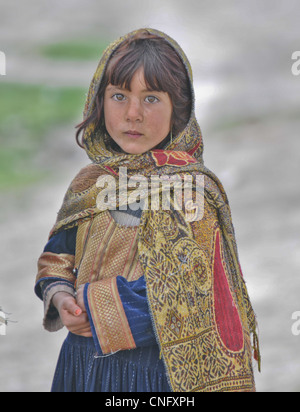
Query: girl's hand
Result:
<box><xmin>52</xmin><ymin>291</ymin><xmax>92</xmax><ymax>337</ymax></box>
<box><xmin>75</xmin><ymin>285</ymin><xmax>86</xmax><ymax>313</ymax></box>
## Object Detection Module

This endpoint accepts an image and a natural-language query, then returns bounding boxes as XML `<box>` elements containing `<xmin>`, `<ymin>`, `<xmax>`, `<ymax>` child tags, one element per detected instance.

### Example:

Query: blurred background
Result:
<box><xmin>0</xmin><ymin>0</ymin><xmax>299</xmax><ymax>392</ymax></box>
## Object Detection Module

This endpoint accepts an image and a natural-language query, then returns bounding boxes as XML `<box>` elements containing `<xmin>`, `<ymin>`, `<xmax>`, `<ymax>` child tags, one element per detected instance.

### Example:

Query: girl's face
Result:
<box><xmin>104</xmin><ymin>67</ymin><xmax>173</xmax><ymax>155</ymax></box>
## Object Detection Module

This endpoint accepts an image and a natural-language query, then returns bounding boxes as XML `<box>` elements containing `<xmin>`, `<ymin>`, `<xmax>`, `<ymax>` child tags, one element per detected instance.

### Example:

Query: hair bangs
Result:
<box><xmin>107</xmin><ymin>39</ymin><xmax>167</xmax><ymax>92</ymax></box>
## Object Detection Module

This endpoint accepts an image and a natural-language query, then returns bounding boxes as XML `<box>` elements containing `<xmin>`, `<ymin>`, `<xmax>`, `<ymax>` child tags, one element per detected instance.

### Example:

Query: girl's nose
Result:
<box><xmin>125</xmin><ymin>99</ymin><xmax>143</xmax><ymax>122</ymax></box>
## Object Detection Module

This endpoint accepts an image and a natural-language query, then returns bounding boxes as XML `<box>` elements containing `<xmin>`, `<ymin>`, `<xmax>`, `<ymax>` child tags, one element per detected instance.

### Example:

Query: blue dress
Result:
<box><xmin>52</xmin><ymin>333</ymin><xmax>170</xmax><ymax>392</ymax></box>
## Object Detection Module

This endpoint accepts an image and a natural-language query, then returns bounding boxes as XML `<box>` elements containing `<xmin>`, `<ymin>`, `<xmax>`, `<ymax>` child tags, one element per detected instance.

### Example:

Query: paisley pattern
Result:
<box><xmin>49</xmin><ymin>28</ymin><xmax>259</xmax><ymax>392</ymax></box>
<box><xmin>138</xmin><ymin>204</ymin><xmax>256</xmax><ymax>392</ymax></box>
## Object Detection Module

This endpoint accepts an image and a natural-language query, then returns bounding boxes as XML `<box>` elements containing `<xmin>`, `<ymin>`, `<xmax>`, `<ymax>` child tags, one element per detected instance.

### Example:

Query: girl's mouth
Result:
<box><xmin>124</xmin><ymin>130</ymin><xmax>143</xmax><ymax>139</ymax></box>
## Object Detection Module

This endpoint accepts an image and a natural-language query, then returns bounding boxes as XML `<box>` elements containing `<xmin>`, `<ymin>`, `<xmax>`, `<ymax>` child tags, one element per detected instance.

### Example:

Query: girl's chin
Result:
<box><xmin>113</xmin><ymin>140</ymin><xmax>151</xmax><ymax>155</ymax></box>
<box><xmin>110</xmin><ymin>135</ymin><xmax>169</xmax><ymax>155</ymax></box>
<box><xmin>123</xmin><ymin>148</ymin><xmax>149</xmax><ymax>155</ymax></box>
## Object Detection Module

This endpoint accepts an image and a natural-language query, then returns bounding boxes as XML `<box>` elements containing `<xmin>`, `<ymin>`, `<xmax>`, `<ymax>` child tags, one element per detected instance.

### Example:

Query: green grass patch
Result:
<box><xmin>0</xmin><ymin>147</ymin><xmax>44</xmax><ymax>190</ymax></box>
<box><xmin>0</xmin><ymin>83</ymin><xmax>86</xmax><ymax>191</ymax></box>
<box><xmin>40</xmin><ymin>39</ymin><xmax>108</xmax><ymax>61</ymax></box>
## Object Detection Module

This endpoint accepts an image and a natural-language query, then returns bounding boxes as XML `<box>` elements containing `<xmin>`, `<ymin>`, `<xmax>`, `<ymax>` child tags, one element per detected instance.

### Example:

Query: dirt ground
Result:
<box><xmin>0</xmin><ymin>0</ymin><xmax>300</xmax><ymax>392</ymax></box>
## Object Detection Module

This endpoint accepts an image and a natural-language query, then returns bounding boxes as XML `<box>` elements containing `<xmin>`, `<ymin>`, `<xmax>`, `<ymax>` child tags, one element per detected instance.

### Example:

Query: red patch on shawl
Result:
<box><xmin>151</xmin><ymin>150</ymin><xmax>197</xmax><ymax>167</ymax></box>
<box><xmin>104</xmin><ymin>165</ymin><xmax>119</xmax><ymax>176</ymax></box>
<box><xmin>187</xmin><ymin>141</ymin><xmax>201</xmax><ymax>157</ymax></box>
<box><xmin>214</xmin><ymin>230</ymin><xmax>244</xmax><ymax>351</ymax></box>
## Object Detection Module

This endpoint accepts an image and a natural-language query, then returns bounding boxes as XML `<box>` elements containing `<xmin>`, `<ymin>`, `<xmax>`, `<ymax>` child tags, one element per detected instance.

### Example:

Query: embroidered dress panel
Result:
<box><xmin>75</xmin><ymin>211</ymin><xmax>143</xmax><ymax>287</ymax></box>
<box><xmin>86</xmin><ymin>277</ymin><xmax>136</xmax><ymax>354</ymax></box>
<box><xmin>37</xmin><ymin>252</ymin><xmax>76</xmax><ymax>283</ymax></box>
<box><xmin>75</xmin><ymin>210</ymin><xmax>145</xmax><ymax>354</ymax></box>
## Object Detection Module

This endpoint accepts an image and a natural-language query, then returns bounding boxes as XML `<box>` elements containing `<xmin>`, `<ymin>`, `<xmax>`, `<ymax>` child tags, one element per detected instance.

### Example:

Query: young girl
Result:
<box><xmin>35</xmin><ymin>28</ymin><xmax>260</xmax><ymax>392</ymax></box>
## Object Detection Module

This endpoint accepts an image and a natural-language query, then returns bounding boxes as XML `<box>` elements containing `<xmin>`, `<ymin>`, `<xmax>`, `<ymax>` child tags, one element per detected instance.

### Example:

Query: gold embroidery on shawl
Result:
<box><xmin>138</xmin><ymin>198</ymin><xmax>256</xmax><ymax>392</ymax></box>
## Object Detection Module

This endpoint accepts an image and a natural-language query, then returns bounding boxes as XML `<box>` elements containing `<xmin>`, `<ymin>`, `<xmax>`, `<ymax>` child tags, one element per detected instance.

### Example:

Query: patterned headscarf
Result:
<box><xmin>51</xmin><ymin>28</ymin><xmax>259</xmax><ymax>392</ymax></box>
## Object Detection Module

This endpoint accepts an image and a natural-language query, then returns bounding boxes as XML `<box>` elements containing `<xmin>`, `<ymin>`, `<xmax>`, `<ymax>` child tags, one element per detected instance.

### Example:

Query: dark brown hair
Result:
<box><xmin>76</xmin><ymin>30</ymin><xmax>192</xmax><ymax>148</ymax></box>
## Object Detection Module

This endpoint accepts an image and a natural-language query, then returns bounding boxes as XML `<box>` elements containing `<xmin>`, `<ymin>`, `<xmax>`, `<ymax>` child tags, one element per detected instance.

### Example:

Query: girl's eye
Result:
<box><xmin>112</xmin><ymin>93</ymin><xmax>126</xmax><ymax>101</ymax></box>
<box><xmin>145</xmin><ymin>96</ymin><xmax>159</xmax><ymax>104</ymax></box>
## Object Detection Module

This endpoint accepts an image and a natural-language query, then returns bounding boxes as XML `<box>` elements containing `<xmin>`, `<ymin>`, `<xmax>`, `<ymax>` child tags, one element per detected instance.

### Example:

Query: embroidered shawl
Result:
<box><xmin>50</xmin><ymin>28</ymin><xmax>259</xmax><ymax>392</ymax></box>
